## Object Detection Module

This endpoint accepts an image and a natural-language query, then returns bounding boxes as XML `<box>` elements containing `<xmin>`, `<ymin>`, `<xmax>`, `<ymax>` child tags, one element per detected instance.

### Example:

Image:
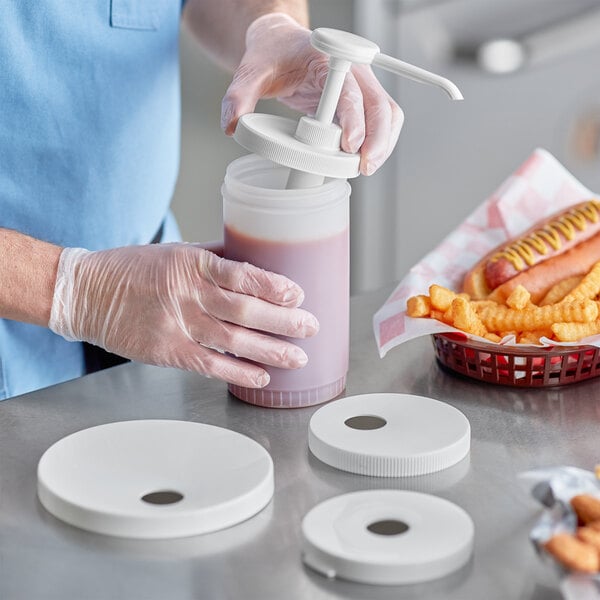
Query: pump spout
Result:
<box><xmin>372</xmin><ymin>54</ymin><xmax>463</xmax><ymax>100</ymax></box>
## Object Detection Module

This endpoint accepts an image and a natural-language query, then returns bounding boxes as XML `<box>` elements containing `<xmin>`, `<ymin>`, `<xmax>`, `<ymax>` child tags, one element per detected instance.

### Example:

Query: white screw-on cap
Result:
<box><xmin>302</xmin><ymin>489</ymin><xmax>474</xmax><ymax>585</ymax></box>
<box><xmin>37</xmin><ymin>420</ymin><xmax>274</xmax><ymax>539</ymax></box>
<box><xmin>308</xmin><ymin>393</ymin><xmax>470</xmax><ymax>477</ymax></box>
<box><xmin>234</xmin><ymin>114</ymin><xmax>360</xmax><ymax>180</ymax></box>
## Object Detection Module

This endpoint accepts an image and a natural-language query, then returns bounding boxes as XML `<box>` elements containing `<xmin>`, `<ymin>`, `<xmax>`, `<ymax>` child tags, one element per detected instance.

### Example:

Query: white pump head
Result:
<box><xmin>233</xmin><ymin>28</ymin><xmax>463</xmax><ymax>189</ymax></box>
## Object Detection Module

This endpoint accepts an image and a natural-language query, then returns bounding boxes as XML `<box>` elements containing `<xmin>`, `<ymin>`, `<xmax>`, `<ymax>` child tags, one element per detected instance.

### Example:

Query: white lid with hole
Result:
<box><xmin>37</xmin><ymin>420</ymin><xmax>274</xmax><ymax>539</ymax></box>
<box><xmin>302</xmin><ymin>489</ymin><xmax>474</xmax><ymax>585</ymax></box>
<box><xmin>308</xmin><ymin>393</ymin><xmax>470</xmax><ymax>477</ymax></box>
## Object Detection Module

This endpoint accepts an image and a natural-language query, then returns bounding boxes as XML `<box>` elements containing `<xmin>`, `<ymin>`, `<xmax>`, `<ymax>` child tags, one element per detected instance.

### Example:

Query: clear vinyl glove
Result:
<box><xmin>48</xmin><ymin>244</ymin><xmax>319</xmax><ymax>388</ymax></box>
<box><xmin>221</xmin><ymin>13</ymin><xmax>404</xmax><ymax>176</ymax></box>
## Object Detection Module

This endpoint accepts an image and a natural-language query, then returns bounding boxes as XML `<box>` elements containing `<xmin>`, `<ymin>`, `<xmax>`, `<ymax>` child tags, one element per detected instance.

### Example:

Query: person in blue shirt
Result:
<box><xmin>0</xmin><ymin>0</ymin><xmax>402</xmax><ymax>400</ymax></box>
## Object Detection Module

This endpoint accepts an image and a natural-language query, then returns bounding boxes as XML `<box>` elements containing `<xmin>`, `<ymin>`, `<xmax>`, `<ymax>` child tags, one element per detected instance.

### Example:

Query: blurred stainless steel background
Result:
<box><xmin>172</xmin><ymin>0</ymin><xmax>600</xmax><ymax>294</ymax></box>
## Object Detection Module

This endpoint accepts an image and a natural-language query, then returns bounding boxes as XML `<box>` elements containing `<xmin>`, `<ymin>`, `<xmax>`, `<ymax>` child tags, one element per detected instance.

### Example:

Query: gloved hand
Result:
<box><xmin>48</xmin><ymin>244</ymin><xmax>319</xmax><ymax>388</ymax></box>
<box><xmin>221</xmin><ymin>13</ymin><xmax>403</xmax><ymax>176</ymax></box>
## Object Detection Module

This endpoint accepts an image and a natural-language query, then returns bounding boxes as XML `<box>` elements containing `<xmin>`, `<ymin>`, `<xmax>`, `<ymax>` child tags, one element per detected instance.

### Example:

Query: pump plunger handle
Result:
<box><xmin>310</xmin><ymin>29</ymin><xmax>379</xmax><ymax>127</ymax></box>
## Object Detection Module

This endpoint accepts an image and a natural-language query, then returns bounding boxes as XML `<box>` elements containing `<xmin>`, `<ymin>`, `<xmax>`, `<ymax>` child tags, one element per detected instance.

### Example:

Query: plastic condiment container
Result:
<box><xmin>222</xmin><ymin>28</ymin><xmax>462</xmax><ymax>409</ymax></box>
<box><xmin>223</xmin><ymin>154</ymin><xmax>350</xmax><ymax>408</ymax></box>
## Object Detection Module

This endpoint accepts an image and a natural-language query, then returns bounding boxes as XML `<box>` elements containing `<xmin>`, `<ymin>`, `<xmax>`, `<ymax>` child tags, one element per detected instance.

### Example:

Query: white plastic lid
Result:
<box><xmin>302</xmin><ymin>489</ymin><xmax>474</xmax><ymax>585</ymax></box>
<box><xmin>37</xmin><ymin>420</ymin><xmax>274</xmax><ymax>539</ymax></box>
<box><xmin>308</xmin><ymin>393</ymin><xmax>470</xmax><ymax>477</ymax></box>
<box><xmin>234</xmin><ymin>114</ymin><xmax>360</xmax><ymax>180</ymax></box>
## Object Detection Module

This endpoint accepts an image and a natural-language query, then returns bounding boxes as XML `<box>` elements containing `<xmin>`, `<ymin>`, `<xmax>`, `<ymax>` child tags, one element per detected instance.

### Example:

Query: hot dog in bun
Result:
<box><xmin>462</xmin><ymin>199</ymin><xmax>600</xmax><ymax>304</ymax></box>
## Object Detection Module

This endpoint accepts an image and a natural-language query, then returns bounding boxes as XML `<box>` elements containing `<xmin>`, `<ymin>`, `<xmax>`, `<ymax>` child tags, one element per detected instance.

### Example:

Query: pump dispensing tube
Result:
<box><xmin>372</xmin><ymin>54</ymin><xmax>463</xmax><ymax>100</ymax></box>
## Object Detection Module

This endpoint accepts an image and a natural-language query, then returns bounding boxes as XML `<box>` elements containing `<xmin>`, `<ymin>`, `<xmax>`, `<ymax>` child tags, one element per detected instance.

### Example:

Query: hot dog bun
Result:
<box><xmin>462</xmin><ymin>200</ymin><xmax>600</xmax><ymax>303</ymax></box>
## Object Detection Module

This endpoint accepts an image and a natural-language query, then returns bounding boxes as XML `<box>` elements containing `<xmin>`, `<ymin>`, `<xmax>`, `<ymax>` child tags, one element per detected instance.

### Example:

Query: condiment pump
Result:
<box><xmin>223</xmin><ymin>28</ymin><xmax>462</xmax><ymax>408</ymax></box>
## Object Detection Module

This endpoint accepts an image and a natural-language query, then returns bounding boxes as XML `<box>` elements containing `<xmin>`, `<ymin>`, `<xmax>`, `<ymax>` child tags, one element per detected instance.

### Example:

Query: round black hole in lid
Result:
<box><xmin>344</xmin><ymin>415</ymin><xmax>387</xmax><ymax>430</ymax></box>
<box><xmin>141</xmin><ymin>490</ymin><xmax>184</xmax><ymax>505</ymax></box>
<box><xmin>367</xmin><ymin>519</ymin><xmax>409</xmax><ymax>536</ymax></box>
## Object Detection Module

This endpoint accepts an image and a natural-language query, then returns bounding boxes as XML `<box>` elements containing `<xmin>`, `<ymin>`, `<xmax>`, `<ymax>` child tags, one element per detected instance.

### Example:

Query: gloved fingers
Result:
<box><xmin>191</xmin><ymin>241</ymin><xmax>224</xmax><ymax>257</ymax></box>
<box><xmin>202</xmin><ymin>251</ymin><xmax>306</xmax><ymax>308</ymax></box>
<box><xmin>351</xmin><ymin>64</ymin><xmax>404</xmax><ymax>175</ymax></box>
<box><xmin>189</xmin><ymin>313</ymin><xmax>308</xmax><ymax>369</ymax></box>
<box><xmin>275</xmin><ymin>52</ymin><xmax>329</xmax><ymax>115</ymax></box>
<box><xmin>199</xmin><ymin>287</ymin><xmax>319</xmax><ymax>338</ymax></box>
<box><xmin>336</xmin><ymin>70</ymin><xmax>366</xmax><ymax>155</ymax></box>
<box><xmin>175</xmin><ymin>339</ymin><xmax>271</xmax><ymax>388</ymax></box>
<box><xmin>244</xmin><ymin>13</ymin><xmax>315</xmax><ymax>106</ymax></box>
<box><xmin>387</xmin><ymin>94</ymin><xmax>404</xmax><ymax>158</ymax></box>
<box><xmin>221</xmin><ymin>61</ymin><xmax>272</xmax><ymax>135</ymax></box>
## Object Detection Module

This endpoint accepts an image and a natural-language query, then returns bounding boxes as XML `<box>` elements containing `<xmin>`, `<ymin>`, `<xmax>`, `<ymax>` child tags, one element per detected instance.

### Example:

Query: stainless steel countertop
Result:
<box><xmin>2</xmin><ymin>286</ymin><xmax>595</xmax><ymax>599</ymax></box>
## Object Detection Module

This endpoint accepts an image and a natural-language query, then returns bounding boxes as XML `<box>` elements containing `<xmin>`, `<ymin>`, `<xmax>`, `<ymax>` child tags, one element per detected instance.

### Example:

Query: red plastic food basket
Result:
<box><xmin>432</xmin><ymin>333</ymin><xmax>600</xmax><ymax>387</ymax></box>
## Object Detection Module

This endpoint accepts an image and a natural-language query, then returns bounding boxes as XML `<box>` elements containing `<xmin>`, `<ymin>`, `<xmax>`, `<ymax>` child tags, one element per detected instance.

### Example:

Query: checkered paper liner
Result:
<box><xmin>373</xmin><ymin>148</ymin><xmax>600</xmax><ymax>358</ymax></box>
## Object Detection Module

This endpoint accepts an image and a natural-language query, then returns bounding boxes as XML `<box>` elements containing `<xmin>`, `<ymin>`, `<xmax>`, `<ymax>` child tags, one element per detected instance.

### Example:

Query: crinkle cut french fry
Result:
<box><xmin>406</xmin><ymin>295</ymin><xmax>431</xmax><ymax>318</ymax></box>
<box><xmin>478</xmin><ymin>300</ymin><xmax>598</xmax><ymax>333</ymax></box>
<box><xmin>517</xmin><ymin>332</ymin><xmax>538</xmax><ymax>345</ymax></box>
<box><xmin>572</xmin><ymin>494</ymin><xmax>600</xmax><ymax>525</ymax></box>
<box><xmin>505</xmin><ymin>285</ymin><xmax>531</xmax><ymax>310</ymax></box>
<box><xmin>562</xmin><ymin>261</ymin><xmax>600</xmax><ymax>302</ymax></box>
<box><xmin>518</xmin><ymin>329</ymin><xmax>552</xmax><ymax>345</ymax></box>
<box><xmin>586</xmin><ymin>520</ymin><xmax>600</xmax><ymax>533</ymax></box>
<box><xmin>539</xmin><ymin>275</ymin><xmax>583</xmax><ymax>306</ymax></box>
<box><xmin>450</xmin><ymin>297</ymin><xmax>487</xmax><ymax>337</ymax></box>
<box><xmin>484</xmin><ymin>332</ymin><xmax>502</xmax><ymax>343</ymax></box>
<box><xmin>430</xmin><ymin>310</ymin><xmax>447</xmax><ymax>323</ymax></box>
<box><xmin>471</xmin><ymin>300</ymin><xmax>500</xmax><ymax>311</ymax></box>
<box><xmin>442</xmin><ymin>303</ymin><xmax>455</xmax><ymax>324</ymax></box>
<box><xmin>552</xmin><ymin>320</ymin><xmax>600</xmax><ymax>342</ymax></box>
<box><xmin>544</xmin><ymin>533</ymin><xmax>599</xmax><ymax>573</ymax></box>
<box><xmin>429</xmin><ymin>285</ymin><xmax>457</xmax><ymax>311</ymax></box>
<box><xmin>577</xmin><ymin>526</ymin><xmax>600</xmax><ymax>552</ymax></box>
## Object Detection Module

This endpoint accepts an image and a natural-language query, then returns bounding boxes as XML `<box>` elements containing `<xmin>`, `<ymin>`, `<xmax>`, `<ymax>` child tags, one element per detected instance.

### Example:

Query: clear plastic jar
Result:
<box><xmin>223</xmin><ymin>155</ymin><xmax>350</xmax><ymax>408</ymax></box>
